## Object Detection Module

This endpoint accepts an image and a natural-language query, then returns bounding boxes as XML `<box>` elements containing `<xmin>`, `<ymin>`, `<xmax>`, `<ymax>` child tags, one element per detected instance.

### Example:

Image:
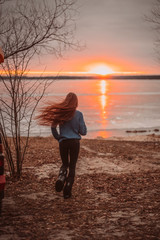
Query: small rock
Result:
<box><xmin>154</xmin><ymin>129</ymin><xmax>159</xmax><ymax>132</ymax></box>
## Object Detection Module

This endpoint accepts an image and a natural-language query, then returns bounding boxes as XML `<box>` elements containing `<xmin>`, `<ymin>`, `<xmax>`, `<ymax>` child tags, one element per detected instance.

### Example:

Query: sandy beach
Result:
<box><xmin>0</xmin><ymin>135</ymin><xmax>160</xmax><ymax>239</ymax></box>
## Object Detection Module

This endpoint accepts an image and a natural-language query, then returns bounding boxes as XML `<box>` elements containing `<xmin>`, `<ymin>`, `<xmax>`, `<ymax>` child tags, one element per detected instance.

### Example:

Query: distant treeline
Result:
<box><xmin>1</xmin><ymin>75</ymin><xmax>160</xmax><ymax>80</ymax></box>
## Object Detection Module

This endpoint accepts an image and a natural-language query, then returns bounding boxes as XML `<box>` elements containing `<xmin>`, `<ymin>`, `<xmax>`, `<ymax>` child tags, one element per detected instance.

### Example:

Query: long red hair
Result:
<box><xmin>36</xmin><ymin>92</ymin><xmax>78</xmax><ymax>126</ymax></box>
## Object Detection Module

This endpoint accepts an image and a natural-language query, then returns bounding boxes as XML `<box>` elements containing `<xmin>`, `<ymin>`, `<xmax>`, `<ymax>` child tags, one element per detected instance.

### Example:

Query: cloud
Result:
<box><xmin>72</xmin><ymin>0</ymin><xmax>156</xmax><ymax>72</ymax></box>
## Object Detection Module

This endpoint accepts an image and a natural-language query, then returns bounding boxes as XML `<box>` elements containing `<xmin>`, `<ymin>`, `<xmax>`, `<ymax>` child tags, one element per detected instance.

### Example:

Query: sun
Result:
<box><xmin>87</xmin><ymin>63</ymin><xmax>114</xmax><ymax>75</ymax></box>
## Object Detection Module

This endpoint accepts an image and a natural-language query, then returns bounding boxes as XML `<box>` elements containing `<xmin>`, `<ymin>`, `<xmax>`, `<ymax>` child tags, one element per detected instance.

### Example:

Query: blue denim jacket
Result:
<box><xmin>51</xmin><ymin>110</ymin><xmax>87</xmax><ymax>142</ymax></box>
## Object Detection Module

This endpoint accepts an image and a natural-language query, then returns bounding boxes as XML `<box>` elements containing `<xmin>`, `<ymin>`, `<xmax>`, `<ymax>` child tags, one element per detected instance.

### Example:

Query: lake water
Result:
<box><xmin>31</xmin><ymin>78</ymin><xmax>160</xmax><ymax>139</ymax></box>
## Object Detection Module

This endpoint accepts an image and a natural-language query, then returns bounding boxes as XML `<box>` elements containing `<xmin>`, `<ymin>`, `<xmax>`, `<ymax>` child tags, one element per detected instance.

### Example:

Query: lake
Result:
<box><xmin>31</xmin><ymin>78</ymin><xmax>160</xmax><ymax>139</ymax></box>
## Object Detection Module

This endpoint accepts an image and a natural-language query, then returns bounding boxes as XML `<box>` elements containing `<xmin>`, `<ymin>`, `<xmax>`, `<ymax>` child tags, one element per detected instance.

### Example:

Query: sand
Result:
<box><xmin>0</xmin><ymin>135</ymin><xmax>160</xmax><ymax>240</ymax></box>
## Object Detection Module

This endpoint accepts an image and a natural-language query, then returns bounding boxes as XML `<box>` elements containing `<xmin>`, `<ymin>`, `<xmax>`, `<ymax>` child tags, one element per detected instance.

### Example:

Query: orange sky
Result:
<box><xmin>1</xmin><ymin>0</ymin><xmax>159</xmax><ymax>76</ymax></box>
<box><xmin>25</xmin><ymin>0</ymin><xmax>160</xmax><ymax>76</ymax></box>
<box><xmin>30</xmin><ymin>52</ymin><xmax>157</xmax><ymax>76</ymax></box>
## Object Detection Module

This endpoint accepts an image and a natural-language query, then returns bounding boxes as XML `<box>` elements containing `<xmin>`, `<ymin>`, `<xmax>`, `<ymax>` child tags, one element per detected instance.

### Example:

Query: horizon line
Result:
<box><xmin>1</xmin><ymin>73</ymin><xmax>160</xmax><ymax>80</ymax></box>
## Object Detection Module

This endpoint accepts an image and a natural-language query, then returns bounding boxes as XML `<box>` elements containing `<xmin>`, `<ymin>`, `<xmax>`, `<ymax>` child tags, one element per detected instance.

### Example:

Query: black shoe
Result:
<box><xmin>55</xmin><ymin>169</ymin><xmax>67</xmax><ymax>192</ymax></box>
<box><xmin>63</xmin><ymin>180</ymin><xmax>72</xmax><ymax>199</ymax></box>
<box><xmin>55</xmin><ymin>176</ymin><xmax>65</xmax><ymax>192</ymax></box>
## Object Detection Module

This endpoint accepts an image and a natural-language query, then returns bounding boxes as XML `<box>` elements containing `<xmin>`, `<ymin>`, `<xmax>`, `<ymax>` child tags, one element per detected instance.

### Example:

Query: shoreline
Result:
<box><xmin>4</xmin><ymin>130</ymin><xmax>160</xmax><ymax>143</ymax></box>
<box><xmin>86</xmin><ymin>126</ymin><xmax>160</xmax><ymax>140</ymax></box>
<box><xmin>28</xmin><ymin>125</ymin><xmax>160</xmax><ymax>140</ymax></box>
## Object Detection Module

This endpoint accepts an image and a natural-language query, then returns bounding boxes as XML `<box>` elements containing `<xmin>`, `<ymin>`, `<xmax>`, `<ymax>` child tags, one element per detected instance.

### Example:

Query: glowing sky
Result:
<box><xmin>31</xmin><ymin>0</ymin><xmax>159</xmax><ymax>75</ymax></box>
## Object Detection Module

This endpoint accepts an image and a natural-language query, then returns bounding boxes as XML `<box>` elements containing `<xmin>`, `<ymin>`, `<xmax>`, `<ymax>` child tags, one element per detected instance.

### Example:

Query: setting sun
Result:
<box><xmin>87</xmin><ymin>63</ymin><xmax>115</xmax><ymax>75</ymax></box>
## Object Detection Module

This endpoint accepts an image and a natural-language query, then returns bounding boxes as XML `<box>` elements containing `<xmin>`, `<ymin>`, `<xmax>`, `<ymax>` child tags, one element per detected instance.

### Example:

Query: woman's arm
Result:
<box><xmin>79</xmin><ymin>112</ymin><xmax>87</xmax><ymax>136</ymax></box>
<box><xmin>51</xmin><ymin>126</ymin><xmax>60</xmax><ymax>141</ymax></box>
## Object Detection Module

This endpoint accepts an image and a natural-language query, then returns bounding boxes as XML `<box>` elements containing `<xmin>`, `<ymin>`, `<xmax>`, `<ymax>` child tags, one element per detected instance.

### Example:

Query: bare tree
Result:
<box><xmin>147</xmin><ymin>0</ymin><xmax>160</xmax><ymax>61</ymax></box>
<box><xmin>0</xmin><ymin>0</ymin><xmax>79</xmax><ymax>179</ymax></box>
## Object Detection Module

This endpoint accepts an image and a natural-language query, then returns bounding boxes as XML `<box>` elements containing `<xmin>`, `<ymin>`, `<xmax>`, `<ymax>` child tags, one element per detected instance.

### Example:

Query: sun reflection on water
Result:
<box><xmin>100</xmin><ymin>80</ymin><xmax>106</xmax><ymax>94</ymax></box>
<box><xmin>101</xmin><ymin>94</ymin><xmax>106</xmax><ymax>110</ymax></box>
<box><xmin>100</xmin><ymin>80</ymin><xmax>109</xmax><ymax>112</ymax></box>
<box><xmin>99</xmin><ymin>80</ymin><xmax>110</xmax><ymax>134</ymax></box>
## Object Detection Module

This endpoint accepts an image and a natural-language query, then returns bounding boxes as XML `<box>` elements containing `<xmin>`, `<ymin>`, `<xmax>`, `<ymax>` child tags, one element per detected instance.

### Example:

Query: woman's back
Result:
<box><xmin>51</xmin><ymin>110</ymin><xmax>87</xmax><ymax>142</ymax></box>
<box><xmin>59</xmin><ymin>110</ymin><xmax>87</xmax><ymax>139</ymax></box>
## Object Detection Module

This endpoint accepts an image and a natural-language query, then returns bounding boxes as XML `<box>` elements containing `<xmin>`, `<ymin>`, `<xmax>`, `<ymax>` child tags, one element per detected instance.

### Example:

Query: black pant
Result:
<box><xmin>59</xmin><ymin>139</ymin><xmax>80</xmax><ymax>183</ymax></box>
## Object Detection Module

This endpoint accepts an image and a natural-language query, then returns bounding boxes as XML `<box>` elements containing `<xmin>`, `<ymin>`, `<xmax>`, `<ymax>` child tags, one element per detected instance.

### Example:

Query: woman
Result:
<box><xmin>37</xmin><ymin>92</ymin><xmax>87</xmax><ymax>199</ymax></box>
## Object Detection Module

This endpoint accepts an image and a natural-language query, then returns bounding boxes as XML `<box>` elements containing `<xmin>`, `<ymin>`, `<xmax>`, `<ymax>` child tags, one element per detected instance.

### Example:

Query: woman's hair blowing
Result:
<box><xmin>36</xmin><ymin>92</ymin><xmax>78</xmax><ymax>126</ymax></box>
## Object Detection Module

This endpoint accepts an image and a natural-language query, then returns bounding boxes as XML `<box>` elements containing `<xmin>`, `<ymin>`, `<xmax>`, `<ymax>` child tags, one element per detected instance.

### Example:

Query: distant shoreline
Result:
<box><xmin>1</xmin><ymin>74</ymin><xmax>160</xmax><ymax>80</ymax></box>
